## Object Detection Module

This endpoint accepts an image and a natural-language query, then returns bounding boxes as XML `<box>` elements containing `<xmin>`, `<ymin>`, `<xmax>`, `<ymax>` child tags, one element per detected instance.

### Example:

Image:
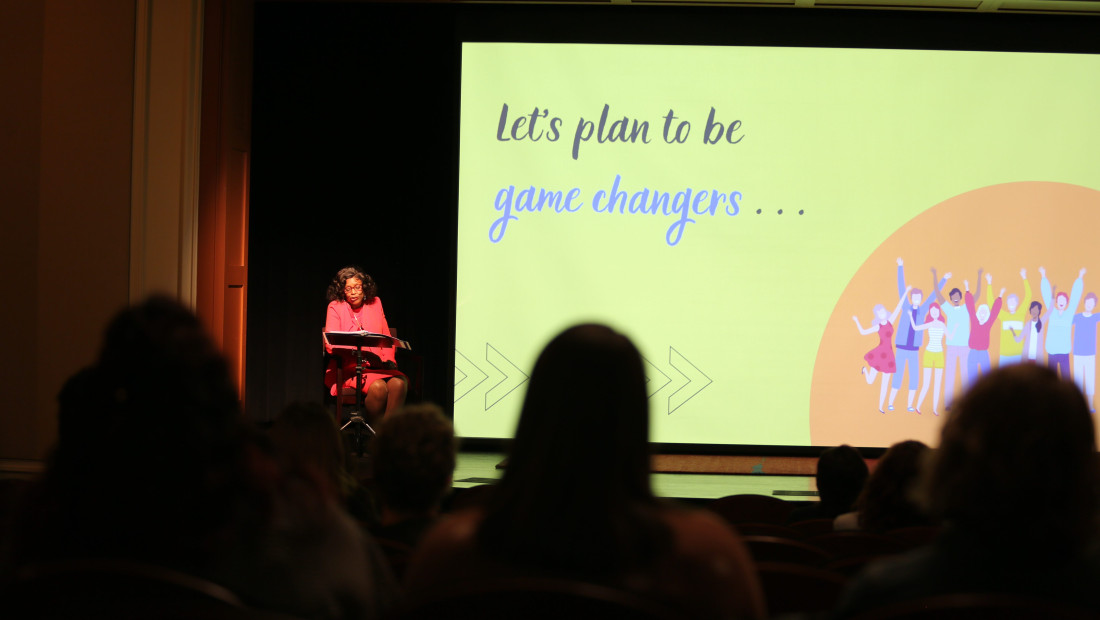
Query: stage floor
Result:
<box><xmin>452</xmin><ymin>451</ymin><xmax>819</xmax><ymax>502</ymax></box>
<box><xmin>3</xmin><ymin>452</ymin><xmax>820</xmax><ymax>502</ymax></box>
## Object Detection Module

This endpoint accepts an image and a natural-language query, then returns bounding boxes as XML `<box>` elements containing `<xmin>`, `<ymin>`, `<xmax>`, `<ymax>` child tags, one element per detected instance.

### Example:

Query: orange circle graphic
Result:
<box><xmin>810</xmin><ymin>182</ymin><xmax>1100</xmax><ymax>448</ymax></box>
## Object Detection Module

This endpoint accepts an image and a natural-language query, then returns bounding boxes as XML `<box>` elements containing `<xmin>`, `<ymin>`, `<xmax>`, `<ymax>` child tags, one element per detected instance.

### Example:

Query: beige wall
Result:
<box><xmin>0</xmin><ymin>3</ymin><xmax>46</xmax><ymax>461</ymax></box>
<box><xmin>0</xmin><ymin>0</ymin><xmax>227</xmax><ymax>464</ymax></box>
<box><xmin>0</xmin><ymin>1</ymin><xmax>135</xmax><ymax>461</ymax></box>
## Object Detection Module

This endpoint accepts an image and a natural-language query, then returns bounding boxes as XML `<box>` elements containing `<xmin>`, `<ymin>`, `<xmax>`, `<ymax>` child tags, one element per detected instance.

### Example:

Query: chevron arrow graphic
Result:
<box><xmin>453</xmin><ymin>348</ymin><xmax>488</xmax><ymax>404</ymax></box>
<box><xmin>641</xmin><ymin>355</ymin><xmax>671</xmax><ymax>398</ymax></box>
<box><xmin>484</xmin><ymin>343</ymin><xmax>529</xmax><ymax>410</ymax></box>
<box><xmin>666</xmin><ymin>346</ymin><xmax>713</xmax><ymax>415</ymax></box>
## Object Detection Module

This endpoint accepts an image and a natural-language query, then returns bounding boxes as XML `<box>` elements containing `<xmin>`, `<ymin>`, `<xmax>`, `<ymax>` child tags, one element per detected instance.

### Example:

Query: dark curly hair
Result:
<box><xmin>923</xmin><ymin>363</ymin><xmax>1098</xmax><ymax>555</ymax></box>
<box><xmin>816</xmin><ymin>444</ymin><xmax>869</xmax><ymax>516</ymax></box>
<box><xmin>21</xmin><ymin>296</ymin><xmax>255</xmax><ymax>572</ymax></box>
<box><xmin>326</xmin><ymin>266</ymin><xmax>377</xmax><ymax>303</ymax></box>
<box><xmin>856</xmin><ymin>440</ymin><xmax>931</xmax><ymax>532</ymax></box>
<box><xmin>372</xmin><ymin>403</ymin><xmax>457</xmax><ymax>514</ymax></box>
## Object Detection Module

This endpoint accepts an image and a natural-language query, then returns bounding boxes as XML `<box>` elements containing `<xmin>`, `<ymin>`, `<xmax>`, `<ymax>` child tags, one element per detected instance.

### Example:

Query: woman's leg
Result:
<box><xmin>363</xmin><ymin>378</ymin><xmax>389</xmax><ymax>417</ymax></box>
<box><xmin>384</xmin><ymin>376</ymin><xmax>408</xmax><ymax>416</ymax></box>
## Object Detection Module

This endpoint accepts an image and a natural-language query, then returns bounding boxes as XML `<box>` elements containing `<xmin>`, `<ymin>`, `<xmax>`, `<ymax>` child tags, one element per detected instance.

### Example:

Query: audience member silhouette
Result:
<box><xmin>369</xmin><ymin>403</ymin><xmax>456</xmax><ymax>579</ymax></box>
<box><xmin>4</xmin><ymin>296</ymin><xmax>395</xmax><ymax>619</ymax></box>
<box><xmin>404</xmin><ymin>324</ymin><xmax>766</xmax><ymax>619</ymax></box>
<box><xmin>268</xmin><ymin>401</ymin><xmax>376</xmax><ymax>526</ymax></box>
<box><xmin>834</xmin><ymin>440</ymin><xmax>933</xmax><ymax>532</ymax></box>
<box><xmin>788</xmin><ymin>444</ymin><xmax>869</xmax><ymax>523</ymax></box>
<box><xmin>834</xmin><ymin>364</ymin><xmax>1100</xmax><ymax>617</ymax></box>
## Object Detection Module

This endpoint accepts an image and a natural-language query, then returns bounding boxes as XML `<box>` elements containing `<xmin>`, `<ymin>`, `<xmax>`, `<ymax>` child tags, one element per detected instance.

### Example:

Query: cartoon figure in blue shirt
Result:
<box><xmin>1073</xmin><ymin>291</ymin><xmax>1100</xmax><ymax>412</ymax></box>
<box><xmin>934</xmin><ymin>267</ymin><xmax>983</xmax><ymax>410</ymax></box>
<box><xmin>1040</xmin><ymin>266</ymin><xmax>1085</xmax><ymax>380</ymax></box>
<box><xmin>887</xmin><ymin>258</ymin><xmax>948</xmax><ymax>412</ymax></box>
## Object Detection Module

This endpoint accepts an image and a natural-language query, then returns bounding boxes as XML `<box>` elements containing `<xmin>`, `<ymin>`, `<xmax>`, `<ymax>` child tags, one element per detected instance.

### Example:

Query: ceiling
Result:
<box><xmin>370</xmin><ymin>0</ymin><xmax>1100</xmax><ymax>14</ymax></box>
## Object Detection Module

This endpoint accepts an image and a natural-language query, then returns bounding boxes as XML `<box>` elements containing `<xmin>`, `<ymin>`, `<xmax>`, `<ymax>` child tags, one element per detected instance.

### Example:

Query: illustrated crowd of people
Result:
<box><xmin>855</xmin><ymin>258</ymin><xmax>1099</xmax><ymax>414</ymax></box>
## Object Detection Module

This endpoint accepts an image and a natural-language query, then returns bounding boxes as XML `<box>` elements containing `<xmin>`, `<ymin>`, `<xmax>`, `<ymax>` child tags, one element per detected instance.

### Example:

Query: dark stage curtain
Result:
<box><xmin>247</xmin><ymin>4</ymin><xmax>458</xmax><ymax>422</ymax></box>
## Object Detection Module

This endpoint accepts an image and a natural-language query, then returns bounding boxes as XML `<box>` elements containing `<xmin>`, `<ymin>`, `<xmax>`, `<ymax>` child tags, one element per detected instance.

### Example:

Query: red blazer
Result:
<box><xmin>324</xmin><ymin>298</ymin><xmax>396</xmax><ymax>394</ymax></box>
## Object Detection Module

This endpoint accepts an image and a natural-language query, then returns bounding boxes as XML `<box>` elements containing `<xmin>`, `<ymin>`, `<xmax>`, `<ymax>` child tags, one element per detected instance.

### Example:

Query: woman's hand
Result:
<box><xmin>359</xmin><ymin>351</ymin><xmax>384</xmax><ymax>368</ymax></box>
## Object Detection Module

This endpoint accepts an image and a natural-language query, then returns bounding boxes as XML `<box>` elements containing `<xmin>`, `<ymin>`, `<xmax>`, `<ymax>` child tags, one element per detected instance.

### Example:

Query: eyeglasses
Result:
<box><xmin>344</xmin><ymin>285</ymin><xmax>363</xmax><ymax>292</ymax></box>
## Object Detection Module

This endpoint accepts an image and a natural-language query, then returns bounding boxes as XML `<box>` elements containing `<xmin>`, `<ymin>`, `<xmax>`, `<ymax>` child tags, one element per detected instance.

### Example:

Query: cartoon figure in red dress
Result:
<box><xmin>854</xmin><ymin>286</ymin><xmax>911</xmax><ymax>413</ymax></box>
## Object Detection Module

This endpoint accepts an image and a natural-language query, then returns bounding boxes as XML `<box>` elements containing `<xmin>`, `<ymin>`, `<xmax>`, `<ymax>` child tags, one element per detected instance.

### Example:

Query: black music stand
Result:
<box><xmin>323</xmin><ymin>331</ymin><xmax>412</xmax><ymax>455</ymax></box>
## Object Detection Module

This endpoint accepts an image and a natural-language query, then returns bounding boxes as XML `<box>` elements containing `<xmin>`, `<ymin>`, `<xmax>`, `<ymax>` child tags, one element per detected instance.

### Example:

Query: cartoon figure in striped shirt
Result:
<box><xmin>909</xmin><ymin>302</ymin><xmax>947</xmax><ymax>416</ymax></box>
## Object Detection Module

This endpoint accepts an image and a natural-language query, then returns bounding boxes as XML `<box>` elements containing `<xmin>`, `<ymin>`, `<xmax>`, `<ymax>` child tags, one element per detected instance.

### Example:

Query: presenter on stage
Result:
<box><xmin>324</xmin><ymin>266</ymin><xmax>407</xmax><ymax>418</ymax></box>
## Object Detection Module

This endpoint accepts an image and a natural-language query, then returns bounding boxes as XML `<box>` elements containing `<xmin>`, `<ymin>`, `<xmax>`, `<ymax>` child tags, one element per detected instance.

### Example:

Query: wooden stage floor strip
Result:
<box><xmin>2</xmin><ymin>454</ymin><xmax>821</xmax><ymax>504</ymax></box>
<box><xmin>453</xmin><ymin>452</ymin><xmax>819</xmax><ymax>502</ymax></box>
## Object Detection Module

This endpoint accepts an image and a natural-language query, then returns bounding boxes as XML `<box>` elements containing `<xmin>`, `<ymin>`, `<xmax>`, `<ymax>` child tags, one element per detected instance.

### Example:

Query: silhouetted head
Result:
<box><xmin>269</xmin><ymin>401</ymin><xmax>347</xmax><ymax>497</ymax></box>
<box><xmin>923</xmin><ymin>364</ymin><xmax>1098</xmax><ymax>554</ymax></box>
<box><xmin>857</xmin><ymin>440</ymin><xmax>931</xmax><ymax>532</ymax></box>
<box><xmin>373</xmin><ymin>403</ymin><xmax>456</xmax><ymax>515</ymax></box>
<box><xmin>65</xmin><ymin>295</ymin><xmax>242</xmax><ymax>457</ymax></box>
<box><xmin>1086</xmin><ymin>293</ymin><xmax>1097</xmax><ymax>313</ymax></box>
<box><xmin>816</xmin><ymin>445</ymin><xmax>869</xmax><ymax>514</ymax></box>
<box><xmin>479</xmin><ymin>324</ymin><xmax>669</xmax><ymax>575</ymax></box>
<box><xmin>326</xmin><ymin>266</ymin><xmax>377</xmax><ymax>306</ymax></box>
<box><xmin>506</xmin><ymin>324</ymin><xmax>651</xmax><ymax>500</ymax></box>
<box><xmin>42</xmin><ymin>296</ymin><xmax>255</xmax><ymax>572</ymax></box>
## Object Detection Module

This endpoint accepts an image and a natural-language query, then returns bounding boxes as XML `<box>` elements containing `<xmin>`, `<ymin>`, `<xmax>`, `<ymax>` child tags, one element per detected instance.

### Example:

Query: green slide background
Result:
<box><xmin>453</xmin><ymin>43</ymin><xmax>1100</xmax><ymax>445</ymax></box>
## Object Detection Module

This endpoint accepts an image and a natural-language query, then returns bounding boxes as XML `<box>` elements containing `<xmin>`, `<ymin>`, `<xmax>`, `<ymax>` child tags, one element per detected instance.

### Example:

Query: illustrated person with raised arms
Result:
<box><xmin>887</xmin><ymin>259</ymin><xmax>948</xmax><ymax>412</ymax></box>
<box><xmin>324</xmin><ymin>266</ymin><xmax>408</xmax><ymax>419</ymax></box>
<box><xmin>1072</xmin><ymin>292</ymin><xmax>1100</xmax><ymax>412</ymax></box>
<box><xmin>1040</xmin><ymin>266</ymin><xmax>1085</xmax><ymax>380</ymax></box>
<box><xmin>934</xmin><ymin>267</ymin><xmax>983</xmax><ymax>410</ymax></box>
<box><xmin>855</xmin><ymin>287</ymin><xmax>911</xmax><ymax>414</ymax></box>
<box><xmin>996</xmin><ymin>269</ymin><xmax>1032</xmax><ymax>366</ymax></box>
<box><xmin>964</xmin><ymin>274</ymin><xmax>1004</xmax><ymax>385</ymax></box>
<box><xmin>1013</xmin><ymin>300</ymin><xmax>1047</xmax><ymax>365</ymax></box>
<box><xmin>909</xmin><ymin>302</ymin><xmax>947</xmax><ymax>416</ymax></box>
